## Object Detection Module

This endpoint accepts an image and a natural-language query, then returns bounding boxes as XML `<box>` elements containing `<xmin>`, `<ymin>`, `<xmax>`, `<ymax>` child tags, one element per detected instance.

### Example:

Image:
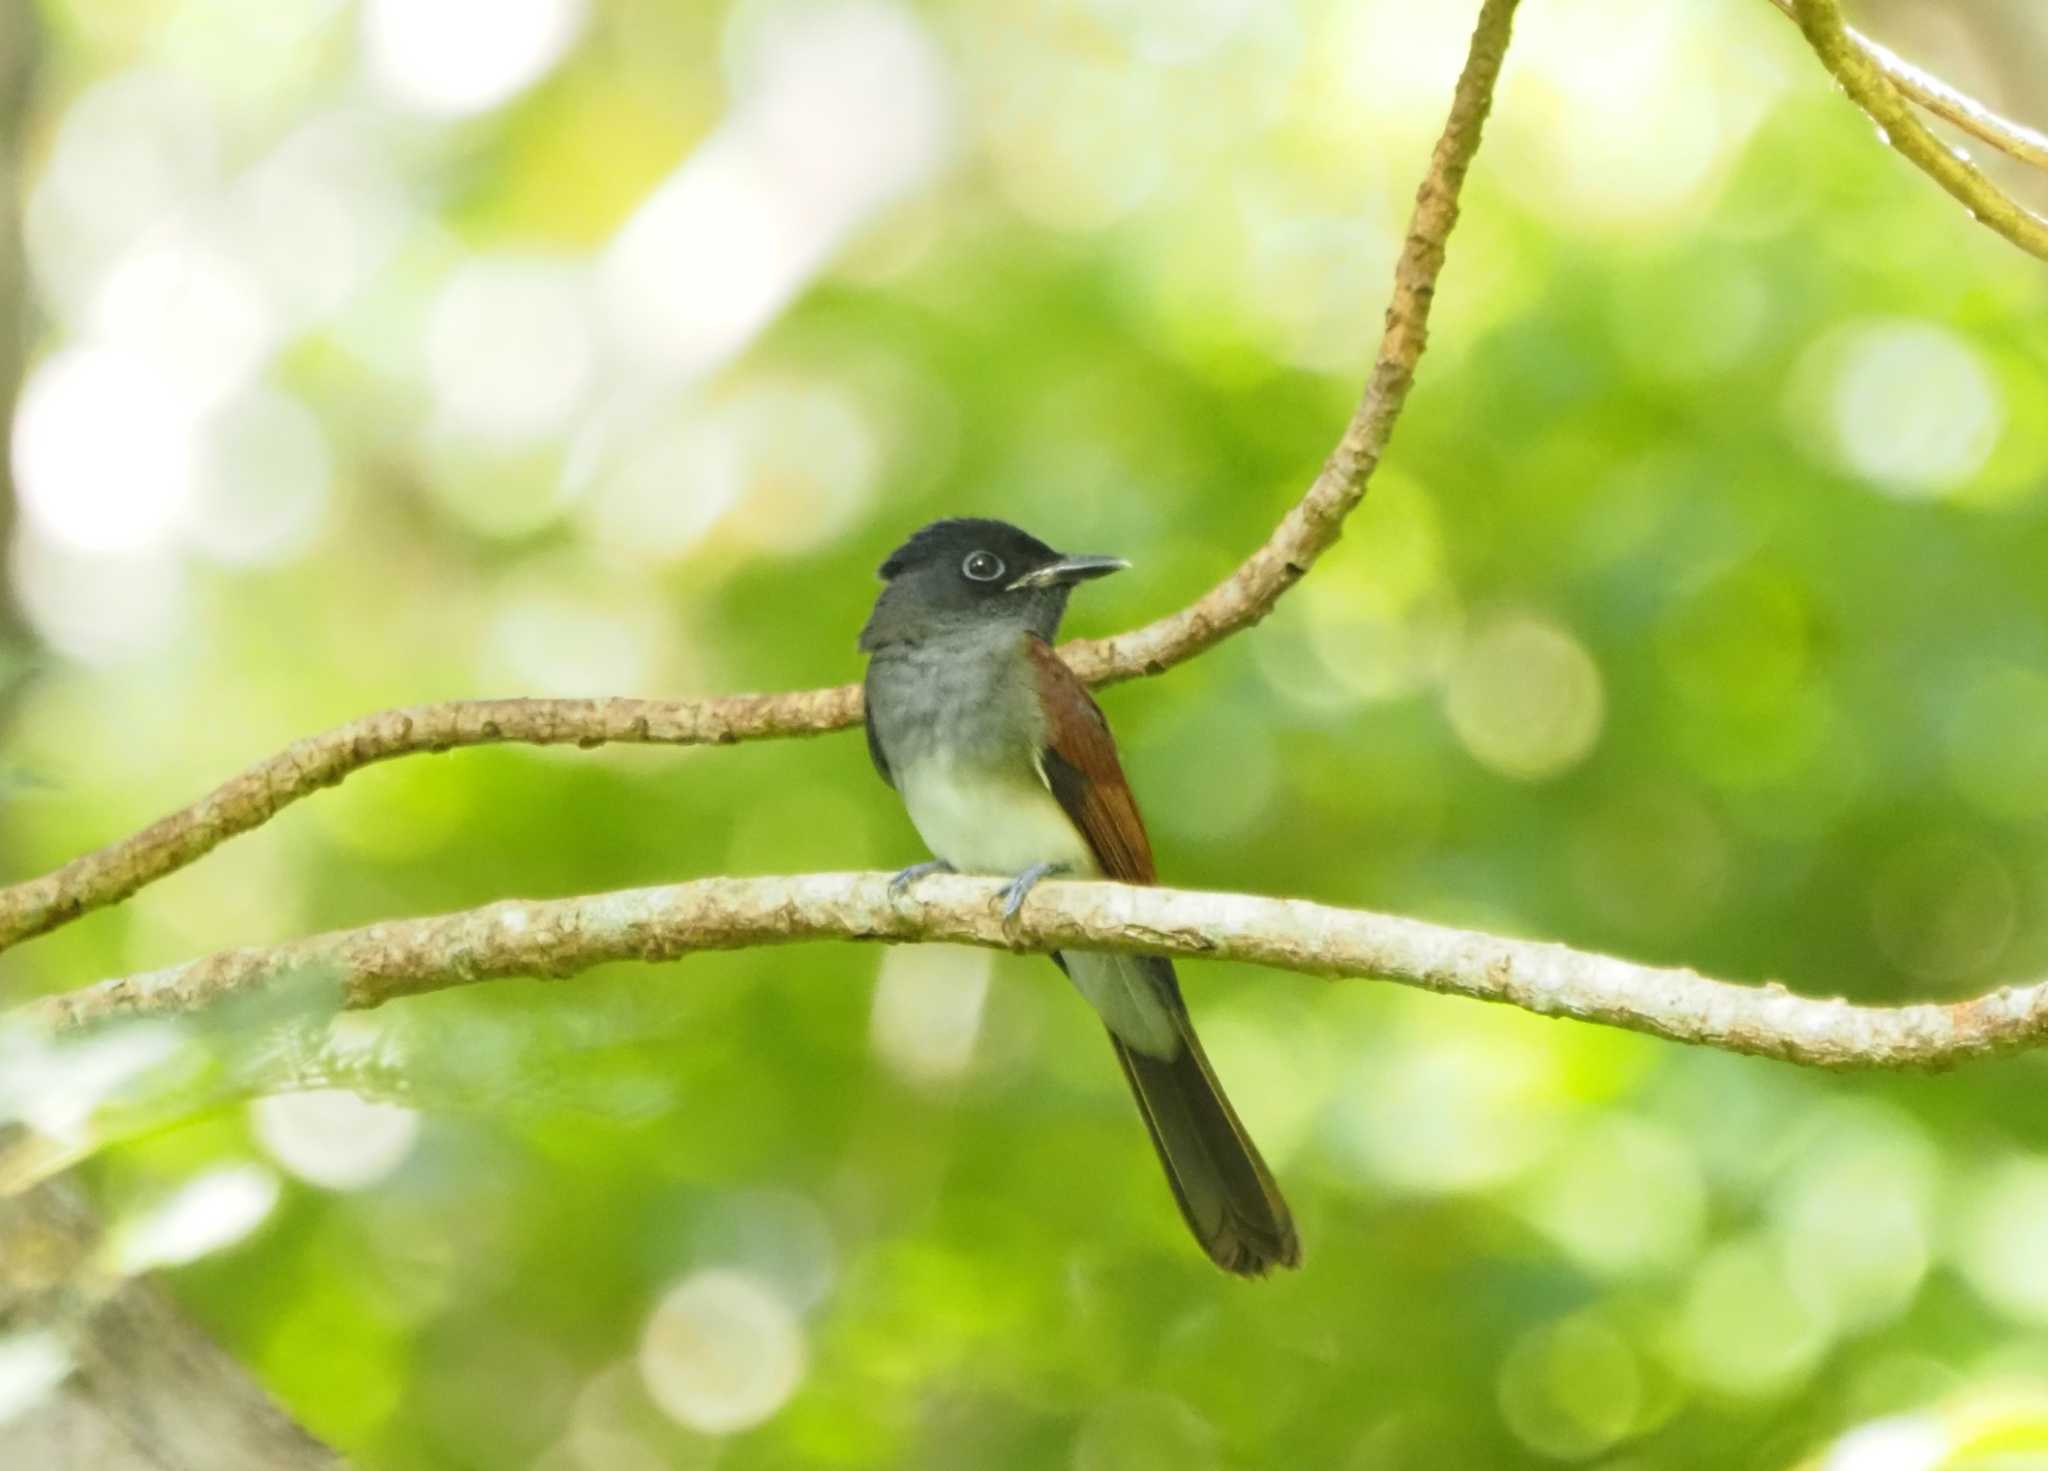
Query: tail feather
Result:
<box><xmin>1109</xmin><ymin>1014</ymin><xmax>1300</xmax><ymax>1277</ymax></box>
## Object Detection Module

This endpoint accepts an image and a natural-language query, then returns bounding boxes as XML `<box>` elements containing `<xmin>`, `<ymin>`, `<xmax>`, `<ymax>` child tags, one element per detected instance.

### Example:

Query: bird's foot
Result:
<box><xmin>888</xmin><ymin>859</ymin><xmax>955</xmax><ymax>897</ymax></box>
<box><xmin>997</xmin><ymin>862</ymin><xmax>1069</xmax><ymax>925</ymax></box>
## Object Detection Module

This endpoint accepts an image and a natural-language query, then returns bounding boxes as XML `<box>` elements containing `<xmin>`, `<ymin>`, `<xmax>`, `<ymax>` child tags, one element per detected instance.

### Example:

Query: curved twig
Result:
<box><xmin>0</xmin><ymin>0</ymin><xmax>1524</xmax><ymax>958</ymax></box>
<box><xmin>1791</xmin><ymin>0</ymin><xmax>2048</xmax><ymax>261</ymax></box>
<box><xmin>1765</xmin><ymin>0</ymin><xmax>2048</xmax><ymax>172</ymax></box>
<box><xmin>20</xmin><ymin>870</ymin><xmax>2046</xmax><ymax>1072</ymax></box>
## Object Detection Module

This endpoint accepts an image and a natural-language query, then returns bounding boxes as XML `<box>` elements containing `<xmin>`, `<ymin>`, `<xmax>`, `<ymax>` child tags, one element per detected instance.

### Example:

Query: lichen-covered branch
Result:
<box><xmin>0</xmin><ymin>1177</ymin><xmax>341</xmax><ymax>1469</ymax></box>
<box><xmin>0</xmin><ymin>0</ymin><xmax>1524</xmax><ymax>958</ymax></box>
<box><xmin>22</xmin><ymin>871</ymin><xmax>2046</xmax><ymax>1072</ymax></box>
<box><xmin>1790</xmin><ymin>0</ymin><xmax>2048</xmax><ymax>261</ymax></box>
<box><xmin>1766</xmin><ymin>0</ymin><xmax>2048</xmax><ymax>172</ymax></box>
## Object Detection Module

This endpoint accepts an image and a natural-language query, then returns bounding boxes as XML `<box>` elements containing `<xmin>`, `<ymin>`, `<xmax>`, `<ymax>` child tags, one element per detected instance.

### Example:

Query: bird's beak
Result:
<box><xmin>1006</xmin><ymin>555</ymin><xmax>1130</xmax><ymax>592</ymax></box>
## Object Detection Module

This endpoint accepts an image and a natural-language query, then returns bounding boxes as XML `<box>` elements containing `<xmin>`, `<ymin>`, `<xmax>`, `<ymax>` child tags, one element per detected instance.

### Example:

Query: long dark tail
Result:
<box><xmin>1109</xmin><ymin>996</ymin><xmax>1300</xmax><ymax>1277</ymax></box>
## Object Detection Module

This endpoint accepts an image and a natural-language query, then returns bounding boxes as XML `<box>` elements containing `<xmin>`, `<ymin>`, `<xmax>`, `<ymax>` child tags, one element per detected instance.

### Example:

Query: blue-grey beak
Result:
<box><xmin>1006</xmin><ymin>555</ymin><xmax>1129</xmax><ymax>592</ymax></box>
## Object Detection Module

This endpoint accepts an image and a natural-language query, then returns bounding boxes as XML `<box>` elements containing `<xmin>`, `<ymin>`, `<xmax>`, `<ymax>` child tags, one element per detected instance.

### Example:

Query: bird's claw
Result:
<box><xmin>889</xmin><ymin>859</ymin><xmax>954</xmax><ymax>897</ymax></box>
<box><xmin>997</xmin><ymin>862</ymin><xmax>1068</xmax><ymax>925</ymax></box>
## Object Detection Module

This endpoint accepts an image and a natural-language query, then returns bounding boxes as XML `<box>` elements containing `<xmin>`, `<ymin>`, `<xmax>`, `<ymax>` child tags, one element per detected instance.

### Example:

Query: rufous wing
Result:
<box><xmin>1024</xmin><ymin>636</ymin><xmax>1155</xmax><ymax>884</ymax></box>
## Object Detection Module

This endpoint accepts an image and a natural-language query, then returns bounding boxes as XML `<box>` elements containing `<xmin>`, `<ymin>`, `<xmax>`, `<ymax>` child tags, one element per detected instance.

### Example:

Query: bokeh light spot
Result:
<box><xmin>24</xmin><ymin>68</ymin><xmax>222</xmax><ymax>321</ymax></box>
<box><xmin>362</xmin><ymin>0</ymin><xmax>588</xmax><ymax>116</ymax></box>
<box><xmin>1770</xmin><ymin>1104</ymin><xmax>1937</xmax><ymax>1331</ymax></box>
<box><xmin>110</xmin><ymin>1164</ymin><xmax>281</xmax><ymax>1273</ymax></box>
<box><xmin>1818</xmin><ymin>1414</ymin><xmax>1948</xmax><ymax>1471</ymax></box>
<box><xmin>1954</xmin><ymin>1157</ymin><xmax>2048</xmax><ymax>1325</ymax></box>
<box><xmin>0</xmin><ymin>1333</ymin><xmax>72</xmax><ymax>1429</ymax></box>
<box><xmin>1446</xmin><ymin>613</ymin><xmax>1606</xmax><ymax>781</ymax></box>
<box><xmin>92</xmin><ymin>220</ymin><xmax>278</xmax><ymax>409</ymax></box>
<box><xmin>187</xmin><ymin>386</ymin><xmax>333</xmax><ymax>566</ymax></box>
<box><xmin>251</xmin><ymin>1089</ymin><xmax>422</xmax><ymax>1191</ymax></box>
<box><xmin>1518</xmin><ymin>1113</ymin><xmax>1706</xmax><ymax>1279</ymax></box>
<box><xmin>13</xmin><ymin>347</ymin><xmax>196</xmax><ymax>556</ymax></box>
<box><xmin>1497</xmin><ymin>1313</ymin><xmax>1642</xmax><ymax>1460</ymax></box>
<box><xmin>10</xmin><ymin>532</ymin><xmax>190</xmax><ymax>667</ymax></box>
<box><xmin>1330</xmin><ymin>1025</ymin><xmax>1564</xmax><ymax>1193</ymax></box>
<box><xmin>428</xmin><ymin>256</ymin><xmax>596</xmax><ymax>443</ymax></box>
<box><xmin>1670</xmin><ymin>1236</ymin><xmax>1833</xmax><ymax>1399</ymax></box>
<box><xmin>1795</xmin><ymin>319</ymin><xmax>2003</xmax><ymax>498</ymax></box>
<box><xmin>601</xmin><ymin>1</ymin><xmax>950</xmax><ymax>377</ymax></box>
<box><xmin>870</xmin><ymin>944</ymin><xmax>991</xmax><ymax>1087</ymax></box>
<box><xmin>639</xmin><ymin>1269</ymin><xmax>807</xmax><ymax>1435</ymax></box>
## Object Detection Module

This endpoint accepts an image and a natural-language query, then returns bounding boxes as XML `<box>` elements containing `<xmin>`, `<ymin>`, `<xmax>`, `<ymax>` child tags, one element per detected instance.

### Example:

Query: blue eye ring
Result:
<box><xmin>962</xmin><ymin>551</ymin><xmax>1006</xmax><ymax>583</ymax></box>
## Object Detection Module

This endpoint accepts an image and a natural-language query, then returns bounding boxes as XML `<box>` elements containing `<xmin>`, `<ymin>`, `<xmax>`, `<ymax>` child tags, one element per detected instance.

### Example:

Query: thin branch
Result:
<box><xmin>0</xmin><ymin>691</ymin><xmax>861</xmax><ymax>955</ymax></box>
<box><xmin>1060</xmin><ymin>0</ymin><xmax>1518</xmax><ymax>685</ymax></box>
<box><xmin>1766</xmin><ymin>0</ymin><xmax>2048</xmax><ymax>172</ymax></box>
<box><xmin>1791</xmin><ymin>0</ymin><xmax>2048</xmax><ymax>261</ymax></box>
<box><xmin>0</xmin><ymin>0</ymin><xmax>1524</xmax><ymax>959</ymax></box>
<box><xmin>20</xmin><ymin>872</ymin><xmax>2048</xmax><ymax>1072</ymax></box>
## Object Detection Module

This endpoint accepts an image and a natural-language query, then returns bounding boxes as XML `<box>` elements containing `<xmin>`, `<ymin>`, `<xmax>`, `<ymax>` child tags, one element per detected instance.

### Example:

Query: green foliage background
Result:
<box><xmin>5</xmin><ymin>0</ymin><xmax>2048</xmax><ymax>1466</ymax></box>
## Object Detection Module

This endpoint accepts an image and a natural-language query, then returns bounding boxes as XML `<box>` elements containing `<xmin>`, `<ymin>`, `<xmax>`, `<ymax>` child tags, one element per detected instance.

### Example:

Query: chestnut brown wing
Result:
<box><xmin>1024</xmin><ymin>637</ymin><xmax>1155</xmax><ymax>884</ymax></box>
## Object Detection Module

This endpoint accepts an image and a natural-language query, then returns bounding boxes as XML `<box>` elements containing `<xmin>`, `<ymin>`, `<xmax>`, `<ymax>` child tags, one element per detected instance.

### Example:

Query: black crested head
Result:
<box><xmin>876</xmin><ymin>517</ymin><xmax>1058</xmax><ymax>582</ymax></box>
<box><xmin>860</xmin><ymin>518</ymin><xmax>1126</xmax><ymax>651</ymax></box>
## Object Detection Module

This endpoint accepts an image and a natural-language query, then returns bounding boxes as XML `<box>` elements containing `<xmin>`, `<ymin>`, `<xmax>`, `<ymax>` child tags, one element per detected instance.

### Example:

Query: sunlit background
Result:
<box><xmin>3</xmin><ymin>0</ymin><xmax>2048</xmax><ymax>1465</ymax></box>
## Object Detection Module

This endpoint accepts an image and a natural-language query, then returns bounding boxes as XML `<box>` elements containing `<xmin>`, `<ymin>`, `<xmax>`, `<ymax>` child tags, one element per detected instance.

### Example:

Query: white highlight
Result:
<box><xmin>91</xmin><ymin>220</ymin><xmax>279</xmax><ymax>410</ymax></box>
<box><xmin>0</xmin><ymin>1023</ymin><xmax>184</xmax><ymax>1144</ymax></box>
<box><xmin>0</xmin><ymin>1333</ymin><xmax>71</xmax><ymax>1429</ymax></box>
<box><xmin>362</xmin><ymin>0</ymin><xmax>588</xmax><ymax>117</ymax></box>
<box><xmin>251</xmin><ymin>1088</ymin><xmax>422</xmax><ymax>1191</ymax></box>
<box><xmin>109</xmin><ymin>1165</ymin><xmax>280</xmax><ymax>1273</ymax></box>
<box><xmin>10</xmin><ymin>533</ymin><xmax>190</xmax><ymax>667</ymax></box>
<box><xmin>599</xmin><ymin>1</ymin><xmax>950</xmax><ymax>379</ymax></box>
<box><xmin>187</xmin><ymin>387</ymin><xmax>333</xmax><ymax>566</ymax></box>
<box><xmin>12</xmin><ymin>347</ymin><xmax>196</xmax><ymax>556</ymax></box>
<box><xmin>428</xmin><ymin>256</ymin><xmax>596</xmax><ymax>443</ymax></box>
<box><xmin>1819</xmin><ymin>1415</ymin><xmax>1949</xmax><ymax>1471</ymax></box>
<box><xmin>1954</xmin><ymin>1156</ymin><xmax>2048</xmax><ymax>1323</ymax></box>
<box><xmin>23</xmin><ymin>69</ymin><xmax>221</xmax><ymax>323</ymax></box>
<box><xmin>232</xmin><ymin>111</ymin><xmax>417</xmax><ymax>326</ymax></box>
<box><xmin>1828</xmin><ymin>320</ymin><xmax>2002</xmax><ymax>498</ymax></box>
<box><xmin>639</xmin><ymin>1269</ymin><xmax>807</xmax><ymax>1435</ymax></box>
<box><xmin>870</xmin><ymin>943</ymin><xmax>992</xmax><ymax>1085</ymax></box>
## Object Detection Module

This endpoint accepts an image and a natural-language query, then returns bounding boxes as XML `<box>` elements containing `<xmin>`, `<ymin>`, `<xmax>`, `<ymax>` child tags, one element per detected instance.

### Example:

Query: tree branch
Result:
<box><xmin>0</xmin><ymin>1178</ymin><xmax>342</xmax><ymax>1470</ymax></box>
<box><xmin>19</xmin><ymin>872</ymin><xmax>2046</xmax><ymax>1072</ymax></box>
<box><xmin>0</xmin><ymin>0</ymin><xmax>1524</xmax><ymax>960</ymax></box>
<box><xmin>1790</xmin><ymin>0</ymin><xmax>2048</xmax><ymax>261</ymax></box>
<box><xmin>1766</xmin><ymin>0</ymin><xmax>2048</xmax><ymax>172</ymax></box>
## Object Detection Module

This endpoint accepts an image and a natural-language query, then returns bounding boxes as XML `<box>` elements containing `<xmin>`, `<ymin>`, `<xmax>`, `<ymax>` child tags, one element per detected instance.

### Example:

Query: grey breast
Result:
<box><xmin>865</xmin><ymin>625</ymin><xmax>1043</xmax><ymax>778</ymax></box>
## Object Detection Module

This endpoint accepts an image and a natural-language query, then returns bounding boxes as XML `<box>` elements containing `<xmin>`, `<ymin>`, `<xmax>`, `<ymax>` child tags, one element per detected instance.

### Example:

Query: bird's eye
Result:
<box><xmin>962</xmin><ymin>551</ymin><xmax>1006</xmax><ymax>583</ymax></box>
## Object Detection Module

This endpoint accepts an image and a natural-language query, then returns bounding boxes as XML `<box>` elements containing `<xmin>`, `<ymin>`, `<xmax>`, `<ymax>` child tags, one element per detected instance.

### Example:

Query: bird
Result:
<box><xmin>859</xmin><ymin>516</ymin><xmax>1300</xmax><ymax>1276</ymax></box>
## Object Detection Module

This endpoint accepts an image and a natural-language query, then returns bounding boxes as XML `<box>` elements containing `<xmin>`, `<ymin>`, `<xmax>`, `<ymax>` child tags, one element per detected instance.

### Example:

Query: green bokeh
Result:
<box><xmin>6</xmin><ymin>0</ymin><xmax>2048</xmax><ymax>1467</ymax></box>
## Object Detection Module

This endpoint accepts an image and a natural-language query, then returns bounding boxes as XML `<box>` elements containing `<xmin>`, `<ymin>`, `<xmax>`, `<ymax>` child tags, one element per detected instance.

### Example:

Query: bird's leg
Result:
<box><xmin>997</xmin><ymin>862</ymin><xmax>1069</xmax><ymax>924</ymax></box>
<box><xmin>888</xmin><ymin>858</ymin><xmax>955</xmax><ymax>896</ymax></box>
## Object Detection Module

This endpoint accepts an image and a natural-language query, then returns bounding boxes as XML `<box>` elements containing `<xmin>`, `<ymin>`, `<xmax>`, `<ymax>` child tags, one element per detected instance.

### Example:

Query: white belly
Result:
<box><xmin>897</xmin><ymin>753</ymin><xmax>1177</xmax><ymax>1058</ymax></box>
<box><xmin>898</xmin><ymin>756</ymin><xmax>1099</xmax><ymax>878</ymax></box>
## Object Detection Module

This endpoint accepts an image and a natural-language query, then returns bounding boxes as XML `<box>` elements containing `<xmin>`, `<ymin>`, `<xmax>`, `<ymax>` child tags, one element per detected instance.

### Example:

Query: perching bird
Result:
<box><xmin>860</xmin><ymin>517</ymin><xmax>1299</xmax><ymax>1276</ymax></box>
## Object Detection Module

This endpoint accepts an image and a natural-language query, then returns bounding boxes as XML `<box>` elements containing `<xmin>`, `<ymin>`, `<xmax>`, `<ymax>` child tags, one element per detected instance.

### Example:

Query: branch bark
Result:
<box><xmin>0</xmin><ymin>1178</ymin><xmax>342</xmax><ymax>1470</ymax></box>
<box><xmin>0</xmin><ymin>0</ymin><xmax>1524</xmax><ymax>959</ymax></box>
<box><xmin>1766</xmin><ymin>0</ymin><xmax>2048</xmax><ymax>173</ymax></box>
<box><xmin>1790</xmin><ymin>0</ymin><xmax>2048</xmax><ymax>261</ymax></box>
<box><xmin>19</xmin><ymin>871</ymin><xmax>2045</xmax><ymax>1072</ymax></box>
